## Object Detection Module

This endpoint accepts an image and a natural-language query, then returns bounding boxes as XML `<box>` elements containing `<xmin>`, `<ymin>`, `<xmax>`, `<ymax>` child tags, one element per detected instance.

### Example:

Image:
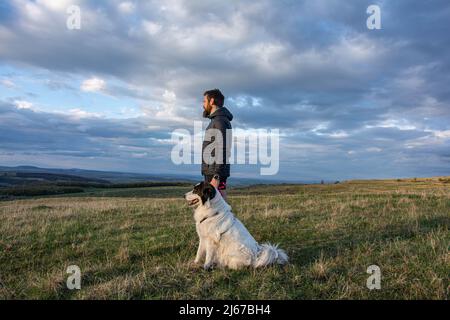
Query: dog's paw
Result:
<box><xmin>203</xmin><ymin>263</ymin><xmax>214</xmax><ymax>271</ymax></box>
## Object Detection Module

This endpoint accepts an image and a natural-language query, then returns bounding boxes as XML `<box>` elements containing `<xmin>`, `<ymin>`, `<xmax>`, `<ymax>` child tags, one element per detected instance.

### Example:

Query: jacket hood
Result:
<box><xmin>208</xmin><ymin>106</ymin><xmax>233</xmax><ymax>121</ymax></box>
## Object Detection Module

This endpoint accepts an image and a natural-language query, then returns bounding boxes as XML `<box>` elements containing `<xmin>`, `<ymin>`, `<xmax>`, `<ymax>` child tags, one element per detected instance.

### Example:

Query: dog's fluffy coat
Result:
<box><xmin>185</xmin><ymin>182</ymin><xmax>288</xmax><ymax>270</ymax></box>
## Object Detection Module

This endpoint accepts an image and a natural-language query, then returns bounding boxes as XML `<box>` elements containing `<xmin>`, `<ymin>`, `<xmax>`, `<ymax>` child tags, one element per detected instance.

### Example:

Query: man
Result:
<box><xmin>202</xmin><ymin>89</ymin><xmax>233</xmax><ymax>201</ymax></box>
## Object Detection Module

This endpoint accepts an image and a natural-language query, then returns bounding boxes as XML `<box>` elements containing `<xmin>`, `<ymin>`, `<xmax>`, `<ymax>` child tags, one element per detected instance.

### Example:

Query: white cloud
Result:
<box><xmin>1</xmin><ymin>79</ymin><xmax>15</xmax><ymax>88</ymax></box>
<box><xmin>162</xmin><ymin>89</ymin><xmax>176</xmax><ymax>102</ymax></box>
<box><xmin>118</xmin><ymin>2</ymin><xmax>136</xmax><ymax>14</ymax></box>
<box><xmin>366</xmin><ymin>119</ymin><xmax>417</xmax><ymax>131</ymax></box>
<box><xmin>432</xmin><ymin>130</ymin><xmax>450</xmax><ymax>139</ymax></box>
<box><xmin>142</xmin><ymin>20</ymin><xmax>162</xmax><ymax>35</ymax></box>
<box><xmin>81</xmin><ymin>77</ymin><xmax>106</xmax><ymax>93</ymax></box>
<box><xmin>36</xmin><ymin>0</ymin><xmax>74</xmax><ymax>12</ymax></box>
<box><xmin>68</xmin><ymin>108</ymin><xmax>101</xmax><ymax>119</ymax></box>
<box><xmin>21</xmin><ymin>1</ymin><xmax>45</xmax><ymax>23</ymax></box>
<box><xmin>154</xmin><ymin>89</ymin><xmax>181</xmax><ymax>120</ymax></box>
<box><xmin>329</xmin><ymin>131</ymin><xmax>350</xmax><ymax>138</ymax></box>
<box><xmin>14</xmin><ymin>100</ymin><xmax>33</xmax><ymax>110</ymax></box>
<box><xmin>330</xmin><ymin>35</ymin><xmax>382</xmax><ymax>63</ymax></box>
<box><xmin>131</xmin><ymin>152</ymin><xmax>148</xmax><ymax>158</ymax></box>
<box><xmin>140</xmin><ymin>89</ymin><xmax>193</xmax><ymax>125</ymax></box>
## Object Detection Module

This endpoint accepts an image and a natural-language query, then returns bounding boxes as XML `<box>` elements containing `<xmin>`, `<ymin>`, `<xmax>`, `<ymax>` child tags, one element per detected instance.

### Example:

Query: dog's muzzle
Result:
<box><xmin>187</xmin><ymin>198</ymin><xmax>199</xmax><ymax>206</ymax></box>
<box><xmin>184</xmin><ymin>192</ymin><xmax>200</xmax><ymax>206</ymax></box>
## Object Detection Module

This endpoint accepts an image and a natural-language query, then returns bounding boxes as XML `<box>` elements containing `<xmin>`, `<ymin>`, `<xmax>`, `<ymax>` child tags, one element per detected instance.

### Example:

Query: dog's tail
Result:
<box><xmin>253</xmin><ymin>243</ymin><xmax>288</xmax><ymax>268</ymax></box>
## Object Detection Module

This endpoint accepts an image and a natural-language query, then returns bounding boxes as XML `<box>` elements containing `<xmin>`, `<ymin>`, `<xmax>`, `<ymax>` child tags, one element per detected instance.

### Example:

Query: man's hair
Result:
<box><xmin>204</xmin><ymin>89</ymin><xmax>225</xmax><ymax>107</ymax></box>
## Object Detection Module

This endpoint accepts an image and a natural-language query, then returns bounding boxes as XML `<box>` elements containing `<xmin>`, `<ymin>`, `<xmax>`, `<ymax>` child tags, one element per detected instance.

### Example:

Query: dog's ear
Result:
<box><xmin>201</xmin><ymin>184</ymin><xmax>217</xmax><ymax>204</ymax></box>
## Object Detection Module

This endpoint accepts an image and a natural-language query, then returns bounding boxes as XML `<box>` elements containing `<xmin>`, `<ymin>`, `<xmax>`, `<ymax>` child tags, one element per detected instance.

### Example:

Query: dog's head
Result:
<box><xmin>184</xmin><ymin>181</ymin><xmax>217</xmax><ymax>207</ymax></box>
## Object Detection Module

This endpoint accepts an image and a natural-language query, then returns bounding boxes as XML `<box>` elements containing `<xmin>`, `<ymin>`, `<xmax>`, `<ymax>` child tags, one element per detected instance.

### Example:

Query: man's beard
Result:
<box><xmin>203</xmin><ymin>108</ymin><xmax>210</xmax><ymax>118</ymax></box>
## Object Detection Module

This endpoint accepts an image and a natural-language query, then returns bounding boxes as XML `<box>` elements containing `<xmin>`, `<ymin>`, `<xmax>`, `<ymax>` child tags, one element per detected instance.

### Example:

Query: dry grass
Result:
<box><xmin>0</xmin><ymin>179</ymin><xmax>449</xmax><ymax>299</ymax></box>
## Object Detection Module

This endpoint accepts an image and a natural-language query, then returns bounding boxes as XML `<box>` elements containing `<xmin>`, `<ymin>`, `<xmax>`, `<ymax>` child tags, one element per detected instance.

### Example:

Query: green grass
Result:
<box><xmin>52</xmin><ymin>186</ymin><xmax>192</xmax><ymax>198</ymax></box>
<box><xmin>0</xmin><ymin>183</ymin><xmax>192</xmax><ymax>200</ymax></box>
<box><xmin>0</xmin><ymin>179</ymin><xmax>449</xmax><ymax>299</ymax></box>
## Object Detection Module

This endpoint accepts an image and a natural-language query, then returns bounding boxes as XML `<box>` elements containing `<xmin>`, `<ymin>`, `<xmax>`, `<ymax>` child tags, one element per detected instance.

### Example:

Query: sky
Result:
<box><xmin>0</xmin><ymin>0</ymin><xmax>449</xmax><ymax>181</ymax></box>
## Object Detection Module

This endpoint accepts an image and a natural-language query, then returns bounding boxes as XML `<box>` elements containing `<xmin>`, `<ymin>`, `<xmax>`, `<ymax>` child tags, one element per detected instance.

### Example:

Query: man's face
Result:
<box><xmin>203</xmin><ymin>95</ymin><xmax>214</xmax><ymax>115</ymax></box>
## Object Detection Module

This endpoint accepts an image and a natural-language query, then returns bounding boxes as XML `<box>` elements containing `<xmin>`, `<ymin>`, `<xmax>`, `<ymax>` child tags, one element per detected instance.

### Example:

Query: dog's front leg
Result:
<box><xmin>194</xmin><ymin>238</ymin><xmax>205</xmax><ymax>264</ymax></box>
<box><xmin>203</xmin><ymin>241</ymin><xmax>216</xmax><ymax>270</ymax></box>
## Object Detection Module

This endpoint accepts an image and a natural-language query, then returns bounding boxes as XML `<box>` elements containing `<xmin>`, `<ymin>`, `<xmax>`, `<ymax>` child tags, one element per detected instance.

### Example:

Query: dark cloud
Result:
<box><xmin>0</xmin><ymin>101</ymin><xmax>171</xmax><ymax>158</ymax></box>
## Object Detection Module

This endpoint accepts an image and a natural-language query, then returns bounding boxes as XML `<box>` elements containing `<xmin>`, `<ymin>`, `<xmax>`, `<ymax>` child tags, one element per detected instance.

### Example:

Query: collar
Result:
<box><xmin>200</xmin><ymin>211</ymin><xmax>219</xmax><ymax>224</ymax></box>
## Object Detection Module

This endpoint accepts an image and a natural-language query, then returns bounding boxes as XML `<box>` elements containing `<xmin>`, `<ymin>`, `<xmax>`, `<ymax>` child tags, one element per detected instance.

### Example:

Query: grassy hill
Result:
<box><xmin>0</xmin><ymin>179</ymin><xmax>448</xmax><ymax>299</ymax></box>
<box><xmin>0</xmin><ymin>166</ymin><xmax>197</xmax><ymax>184</ymax></box>
<box><xmin>0</xmin><ymin>166</ymin><xmax>195</xmax><ymax>199</ymax></box>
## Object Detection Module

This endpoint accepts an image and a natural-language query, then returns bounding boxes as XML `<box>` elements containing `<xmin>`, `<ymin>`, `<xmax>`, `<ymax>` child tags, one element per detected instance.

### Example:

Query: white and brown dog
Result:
<box><xmin>185</xmin><ymin>181</ymin><xmax>288</xmax><ymax>270</ymax></box>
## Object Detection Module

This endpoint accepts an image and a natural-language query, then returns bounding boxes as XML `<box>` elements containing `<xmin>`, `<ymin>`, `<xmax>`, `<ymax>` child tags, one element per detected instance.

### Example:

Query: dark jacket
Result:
<box><xmin>201</xmin><ymin>106</ymin><xmax>233</xmax><ymax>178</ymax></box>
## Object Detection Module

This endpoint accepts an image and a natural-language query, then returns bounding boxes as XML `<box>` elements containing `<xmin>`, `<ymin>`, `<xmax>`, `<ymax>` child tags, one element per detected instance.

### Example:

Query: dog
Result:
<box><xmin>184</xmin><ymin>181</ymin><xmax>288</xmax><ymax>270</ymax></box>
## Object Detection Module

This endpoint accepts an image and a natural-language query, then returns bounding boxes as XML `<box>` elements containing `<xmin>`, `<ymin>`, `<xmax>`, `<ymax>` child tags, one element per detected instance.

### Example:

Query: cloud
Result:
<box><xmin>118</xmin><ymin>1</ymin><xmax>135</xmax><ymax>14</ymax></box>
<box><xmin>142</xmin><ymin>20</ymin><xmax>162</xmax><ymax>35</ymax></box>
<box><xmin>0</xmin><ymin>0</ymin><xmax>449</xmax><ymax>179</ymax></box>
<box><xmin>0</xmin><ymin>100</ymin><xmax>181</xmax><ymax>172</ymax></box>
<box><xmin>66</xmin><ymin>108</ymin><xmax>102</xmax><ymax>119</ymax></box>
<box><xmin>81</xmin><ymin>77</ymin><xmax>106</xmax><ymax>93</ymax></box>
<box><xmin>36</xmin><ymin>0</ymin><xmax>73</xmax><ymax>12</ymax></box>
<box><xmin>13</xmin><ymin>100</ymin><xmax>33</xmax><ymax>110</ymax></box>
<box><xmin>1</xmin><ymin>78</ymin><xmax>15</xmax><ymax>88</ymax></box>
<box><xmin>433</xmin><ymin>130</ymin><xmax>450</xmax><ymax>139</ymax></box>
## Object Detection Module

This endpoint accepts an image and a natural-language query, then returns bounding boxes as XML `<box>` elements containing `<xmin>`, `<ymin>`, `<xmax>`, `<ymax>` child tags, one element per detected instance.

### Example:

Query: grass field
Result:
<box><xmin>0</xmin><ymin>178</ymin><xmax>449</xmax><ymax>299</ymax></box>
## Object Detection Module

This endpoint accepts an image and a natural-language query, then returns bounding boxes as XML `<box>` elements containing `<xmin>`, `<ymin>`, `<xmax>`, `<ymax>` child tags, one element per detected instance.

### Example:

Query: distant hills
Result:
<box><xmin>0</xmin><ymin>165</ymin><xmax>198</xmax><ymax>187</ymax></box>
<box><xmin>0</xmin><ymin>165</ymin><xmax>314</xmax><ymax>188</ymax></box>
